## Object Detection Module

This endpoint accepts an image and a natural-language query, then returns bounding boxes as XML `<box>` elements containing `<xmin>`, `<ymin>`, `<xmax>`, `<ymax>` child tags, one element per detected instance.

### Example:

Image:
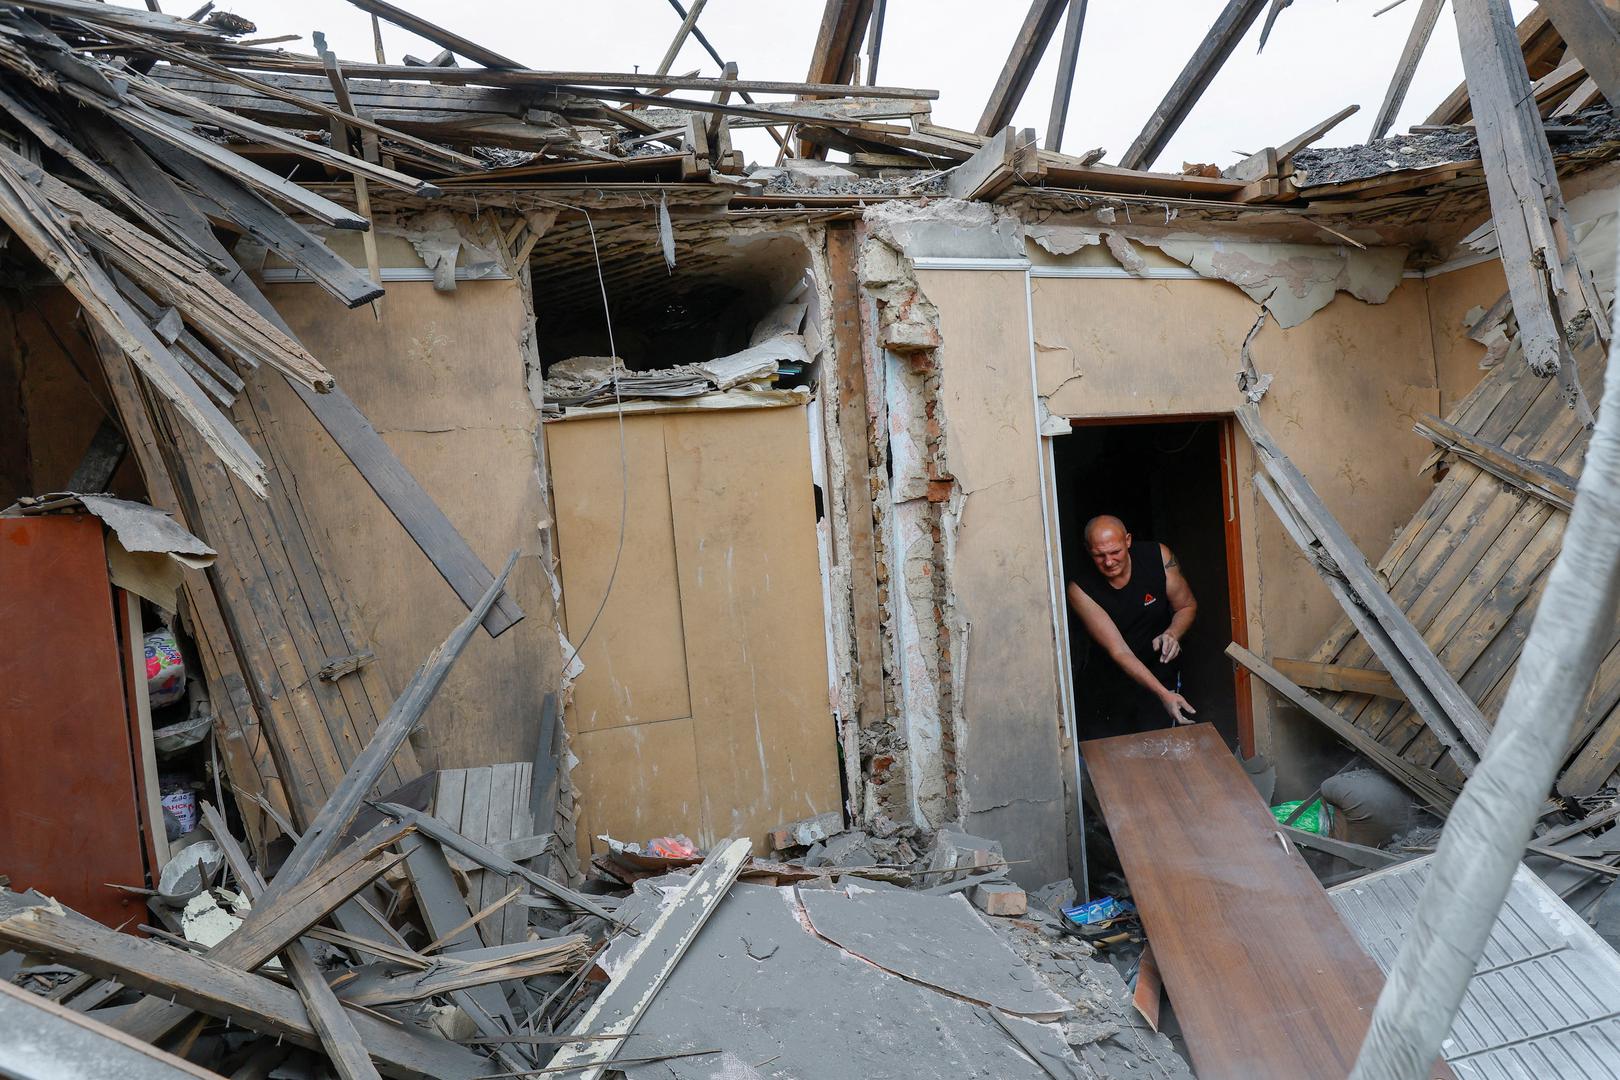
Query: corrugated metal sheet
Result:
<box><xmin>1330</xmin><ymin>856</ymin><xmax>1620</xmax><ymax>1079</ymax></box>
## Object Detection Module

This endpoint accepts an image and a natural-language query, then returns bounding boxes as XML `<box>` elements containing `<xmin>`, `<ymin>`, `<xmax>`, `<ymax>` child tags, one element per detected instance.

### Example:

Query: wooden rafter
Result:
<box><xmin>1537</xmin><ymin>0</ymin><xmax>1620</xmax><ymax>109</ymax></box>
<box><xmin>1119</xmin><ymin>0</ymin><xmax>1269</xmax><ymax>171</ymax></box>
<box><xmin>1370</xmin><ymin>0</ymin><xmax>1445</xmax><ymax>141</ymax></box>
<box><xmin>1044</xmin><ymin>0</ymin><xmax>1087</xmax><ymax>151</ymax></box>
<box><xmin>976</xmin><ymin>0</ymin><xmax>1068</xmax><ymax>136</ymax></box>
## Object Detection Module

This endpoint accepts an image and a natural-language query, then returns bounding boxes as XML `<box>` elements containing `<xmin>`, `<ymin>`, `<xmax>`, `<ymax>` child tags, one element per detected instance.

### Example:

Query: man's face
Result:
<box><xmin>1088</xmin><ymin>529</ymin><xmax>1132</xmax><ymax>582</ymax></box>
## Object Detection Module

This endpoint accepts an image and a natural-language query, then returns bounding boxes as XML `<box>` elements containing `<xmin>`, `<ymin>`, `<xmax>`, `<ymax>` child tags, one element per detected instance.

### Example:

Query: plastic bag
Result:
<box><xmin>145</xmin><ymin>628</ymin><xmax>186</xmax><ymax>708</ymax></box>
<box><xmin>1271</xmin><ymin>798</ymin><xmax>1330</xmax><ymax>835</ymax></box>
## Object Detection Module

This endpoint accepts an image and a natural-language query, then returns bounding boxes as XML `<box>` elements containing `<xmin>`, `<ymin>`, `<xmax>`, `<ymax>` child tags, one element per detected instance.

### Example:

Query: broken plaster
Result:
<box><xmin>1027</xmin><ymin>223</ymin><xmax>1409</xmax><ymax>328</ymax></box>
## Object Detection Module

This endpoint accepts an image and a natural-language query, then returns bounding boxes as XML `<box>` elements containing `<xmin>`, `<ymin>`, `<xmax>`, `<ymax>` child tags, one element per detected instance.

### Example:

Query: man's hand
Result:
<box><xmin>1153</xmin><ymin>632</ymin><xmax>1182</xmax><ymax>664</ymax></box>
<box><xmin>1160</xmin><ymin>691</ymin><xmax>1196</xmax><ymax>725</ymax></box>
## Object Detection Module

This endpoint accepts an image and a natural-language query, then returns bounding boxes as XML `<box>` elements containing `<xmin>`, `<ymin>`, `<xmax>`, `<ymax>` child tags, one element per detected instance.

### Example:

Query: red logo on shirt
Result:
<box><xmin>1142</xmin><ymin>593</ymin><xmax>1157</xmax><ymax>605</ymax></box>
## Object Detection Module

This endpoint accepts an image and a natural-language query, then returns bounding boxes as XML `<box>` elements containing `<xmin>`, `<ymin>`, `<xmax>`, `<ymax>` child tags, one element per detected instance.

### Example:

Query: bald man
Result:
<box><xmin>1067</xmin><ymin>515</ymin><xmax>1198</xmax><ymax>737</ymax></box>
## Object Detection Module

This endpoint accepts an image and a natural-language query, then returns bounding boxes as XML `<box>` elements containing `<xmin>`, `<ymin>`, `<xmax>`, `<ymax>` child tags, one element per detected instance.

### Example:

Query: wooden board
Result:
<box><xmin>545</xmin><ymin>414</ymin><xmax>691</xmax><ymax>733</ymax></box>
<box><xmin>0</xmin><ymin>516</ymin><xmax>149</xmax><ymax>929</ymax></box>
<box><xmin>433</xmin><ymin>763</ymin><xmax>534</xmax><ymax>946</ymax></box>
<box><xmin>664</xmin><ymin>408</ymin><xmax>842</xmax><ymax>849</ymax></box>
<box><xmin>1082</xmin><ymin>723</ymin><xmax>1409</xmax><ymax>1080</ymax></box>
<box><xmin>547</xmin><ymin>406</ymin><xmax>840</xmax><ymax>853</ymax></box>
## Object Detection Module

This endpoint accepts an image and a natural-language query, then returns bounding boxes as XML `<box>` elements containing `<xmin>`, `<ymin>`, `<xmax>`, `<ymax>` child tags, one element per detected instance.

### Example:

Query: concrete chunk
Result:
<box><xmin>972</xmin><ymin>882</ymin><xmax>1028</xmax><ymax>917</ymax></box>
<box><xmin>769</xmin><ymin>811</ymin><xmax>844</xmax><ymax>852</ymax></box>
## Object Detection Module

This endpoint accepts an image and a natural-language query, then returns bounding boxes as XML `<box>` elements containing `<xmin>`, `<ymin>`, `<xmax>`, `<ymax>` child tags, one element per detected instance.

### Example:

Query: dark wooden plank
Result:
<box><xmin>343</xmin><ymin>0</ymin><xmax>520</xmax><ymax>68</ymax></box>
<box><xmin>1043</xmin><ymin>0</ymin><xmax>1086</xmax><ymax>151</ymax></box>
<box><xmin>804</xmin><ymin>0</ymin><xmax>876</xmax><ymax>88</ymax></box>
<box><xmin>1081</xmin><ymin>724</ymin><xmax>1423</xmax><ymax>1079</ymax></box>
<box><xmin>67</xmin><ymin>418</ymin><xmax>129</xmax><ymax>492</ymax></box>
<box><xmin>1119</xmin><ymin>0</ymin><xmax>1269</xmax><ymax>170</ymax></box>
<box><xmin>0</xmin><ymin>900</ymin><xmax>486</xmax><ymax>1079</ymax></box>
<box><xmin>1370</xmin><ymin>0</ymin><xmax>1446</xmax><ymax>140</ymax></box>
<box><xmin>977</xmin><ymin>0</ymin><xmax>1068</xmax><ymax>135</ymax></box>
<box><xmin>1415</xmin><ymin>413</ymin><xmax>1577</xmax><ymax>511</ymax></box>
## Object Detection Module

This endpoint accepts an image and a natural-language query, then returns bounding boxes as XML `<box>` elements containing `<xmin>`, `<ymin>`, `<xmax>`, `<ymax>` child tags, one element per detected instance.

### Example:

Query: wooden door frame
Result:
<box><xmin>1061</xmin><ymin>413</ymin><xmax>1255</xmax><ymax>757</ymax></box>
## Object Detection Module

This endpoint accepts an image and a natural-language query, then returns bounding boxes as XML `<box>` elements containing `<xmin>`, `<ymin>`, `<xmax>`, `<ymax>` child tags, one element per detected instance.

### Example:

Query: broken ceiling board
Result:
<box><xmin>548</xmin><ymin>838</ymin><xmax>751</xmax><ymax>1078</ymax></box>
<box><xmin>1082</xmin><ymin>723</ymin><xmax>1400</xmax><ymax>1080</ymax></box>
<box><xmin>1332</xmin><ymin>857</ymin><xmax>1620</xmax><ymax>1078</ymax></box>
<box><xmin>1118</xmin><ymin>0</ymin><xmax>1270</xmax><ymax>171</ymax></box>
<box><xmin>798</xmin><ymin>887</ymin><xmax>1072</xmax><ymax>1018</ymax></box>
<box><xmin>606</xmin><ymin>882</ymin><xmax>1078</xmax><ymax>1079</ymax></box>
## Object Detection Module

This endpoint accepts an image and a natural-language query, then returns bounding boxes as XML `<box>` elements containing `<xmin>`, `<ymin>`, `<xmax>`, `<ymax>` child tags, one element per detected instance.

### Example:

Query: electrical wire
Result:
<box><xmin>551</xmin><ymin>205</ymin><xmax>628</xmax><ymax>677</ymax></box>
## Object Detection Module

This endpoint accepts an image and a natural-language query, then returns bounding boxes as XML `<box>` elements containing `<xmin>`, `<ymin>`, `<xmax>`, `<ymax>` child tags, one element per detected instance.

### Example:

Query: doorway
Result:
<box><xmin>1054</xmin><ymin>417</ymin><xmax>1249</xmax><ymax>752</ymax></box>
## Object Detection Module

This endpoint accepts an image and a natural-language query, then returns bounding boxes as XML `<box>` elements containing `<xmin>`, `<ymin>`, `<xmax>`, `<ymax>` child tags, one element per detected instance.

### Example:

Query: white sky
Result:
<box><xmin>169</xmin><ymin>0</ymin><xmax>1536</xmax><ymax>169</ymax></box>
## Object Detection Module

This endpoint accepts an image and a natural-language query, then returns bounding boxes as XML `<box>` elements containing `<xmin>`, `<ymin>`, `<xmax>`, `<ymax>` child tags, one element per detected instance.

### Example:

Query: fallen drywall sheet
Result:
<box><xmin>799</xmin><ymin>887</ymin><xmax>1072</xmax><ymax>1018</ymax></box>
<box><xmin>607</xmin><ymin>881</ymin><xmax>1080</xmax><ymax>1079</ymax></box>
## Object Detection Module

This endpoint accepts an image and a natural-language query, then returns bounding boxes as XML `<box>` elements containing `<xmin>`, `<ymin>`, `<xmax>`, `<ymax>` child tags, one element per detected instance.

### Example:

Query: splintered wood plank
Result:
<box><xmin>1082</xmin><ymin>724</ymin><xmax>1438</xmax><ymax>1079</ymax></box>
<box><xmin>435</xmin><ymin>768</ymin><xmax>468</xmax><ymax>833</ymax></box>
<box><xmin>460</xmin><ymin>767</ymin><xmax>495</xmax><ymax>945</ymax></box>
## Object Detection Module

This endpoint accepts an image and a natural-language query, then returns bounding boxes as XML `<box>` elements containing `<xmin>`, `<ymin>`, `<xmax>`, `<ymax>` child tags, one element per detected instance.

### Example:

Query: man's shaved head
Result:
<box><xmin>1084</xmin><ymin>515</ymin><xmax>1128</xmax><ymax>546</ymax></box>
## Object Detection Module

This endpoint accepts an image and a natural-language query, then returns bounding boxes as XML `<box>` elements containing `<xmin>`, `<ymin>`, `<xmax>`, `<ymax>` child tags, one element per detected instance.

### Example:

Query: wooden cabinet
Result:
<box><xmin>0</xmin><ymin>515</ymin><xmax>158</xmax><ymax>927</ymax></box>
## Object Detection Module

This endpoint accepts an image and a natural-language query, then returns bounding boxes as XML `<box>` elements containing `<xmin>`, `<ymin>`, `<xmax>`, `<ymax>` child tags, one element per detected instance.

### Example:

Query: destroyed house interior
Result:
<box><xmin>3</xmin><ymin>0</ymin><xmax>1620</xmax><ymax>1076</ymax></box>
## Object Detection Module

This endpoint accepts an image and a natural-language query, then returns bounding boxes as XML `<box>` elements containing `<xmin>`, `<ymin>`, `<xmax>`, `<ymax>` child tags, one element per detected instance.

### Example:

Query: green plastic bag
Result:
<box><xmin>1271</xmin><ymin>799</ymin><xmax>1329</xmax><ymax>835</ymax></box>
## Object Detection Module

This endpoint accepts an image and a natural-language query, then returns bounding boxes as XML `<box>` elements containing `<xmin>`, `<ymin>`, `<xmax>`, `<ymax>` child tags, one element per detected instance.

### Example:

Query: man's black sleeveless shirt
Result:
<box><xmin>1075</xmin><ymin>541</ymin><xmax>1173</xmax><ymax>668</ymax></box>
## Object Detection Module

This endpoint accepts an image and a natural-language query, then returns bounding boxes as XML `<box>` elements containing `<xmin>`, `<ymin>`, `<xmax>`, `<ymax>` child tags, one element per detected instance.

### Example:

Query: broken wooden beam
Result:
<box><xmin>655</xmin><ymin>0</ymin><xmax>707</xmax><ymax>76</ymax></box>
<box><xmin>977</xmin><ymin>0</ymin><xmax>1068</xmax><ymax>136</ymax></box>
<box><xmin>945</xmin><ymin>125</ymin><xmax>1025</xmax><ymax>200</ymax></box>
<box><xmin>1119</xmin><ymin>0</ymin><xmax>1269</xmax><ymax>171</ymax></box>
<box><xmin>1043</xmin><ymin>0</ymin><xmax>1087</xmax><ymax>151</ymax></box>
<box><xmin>1536</xmin><ymin>0</ymin><xmax>1620</xmax><ymax>109</ymax></box>
<box><xmin>377</xmin><ymin>802</ymin><xmax>628</xmax><ymax>933</ymax></box>
<box><xmin>1370</xmin><ymin>0</ymin><xmax>1445</xmax><ymax>140</ymax></box>
<box><xmin>342</xmin><ymin>0</ymin><xmax>520</xmax><ymax>69</ymax></box>
<box><xmin>1270</xmin><ymin>657</ymin><xmax>1405</xmax><ymax>701</ymax></box>
<box><xmin>1453</xmin><ymin>0</ymin><xmax>1606</xmax><ymax>419</ymax></box>
<box><xmin>1415</xmin><ymin>414</ymin><xmax>1578</xmax><ymax>511</ymax></box>
<box><xmin>1239</xmin><ymin>405</ymin><xmax>1491</xmax><ymax>769</ymax></box>
<box><xmin>1228</xmin><ymin>644</ymin><xmax>1458</xmax><ymax>813</ymax></box>
<box><xmin>805</xmin><ymin>0</ymin><xmax>876</xmax><ymax>87</ymax></box>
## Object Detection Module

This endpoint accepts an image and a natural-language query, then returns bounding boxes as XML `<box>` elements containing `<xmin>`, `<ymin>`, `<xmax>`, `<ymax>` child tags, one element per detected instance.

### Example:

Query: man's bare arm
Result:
<box><xmin>1154</xmin><ymin>544</ymin><xmax>1198</xmax><ymax>663</ymax></box>
<box><xmin>1068</xmin><ymin>582</ymin><xmax>1196</xmax><ymax>722</ymax></box>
